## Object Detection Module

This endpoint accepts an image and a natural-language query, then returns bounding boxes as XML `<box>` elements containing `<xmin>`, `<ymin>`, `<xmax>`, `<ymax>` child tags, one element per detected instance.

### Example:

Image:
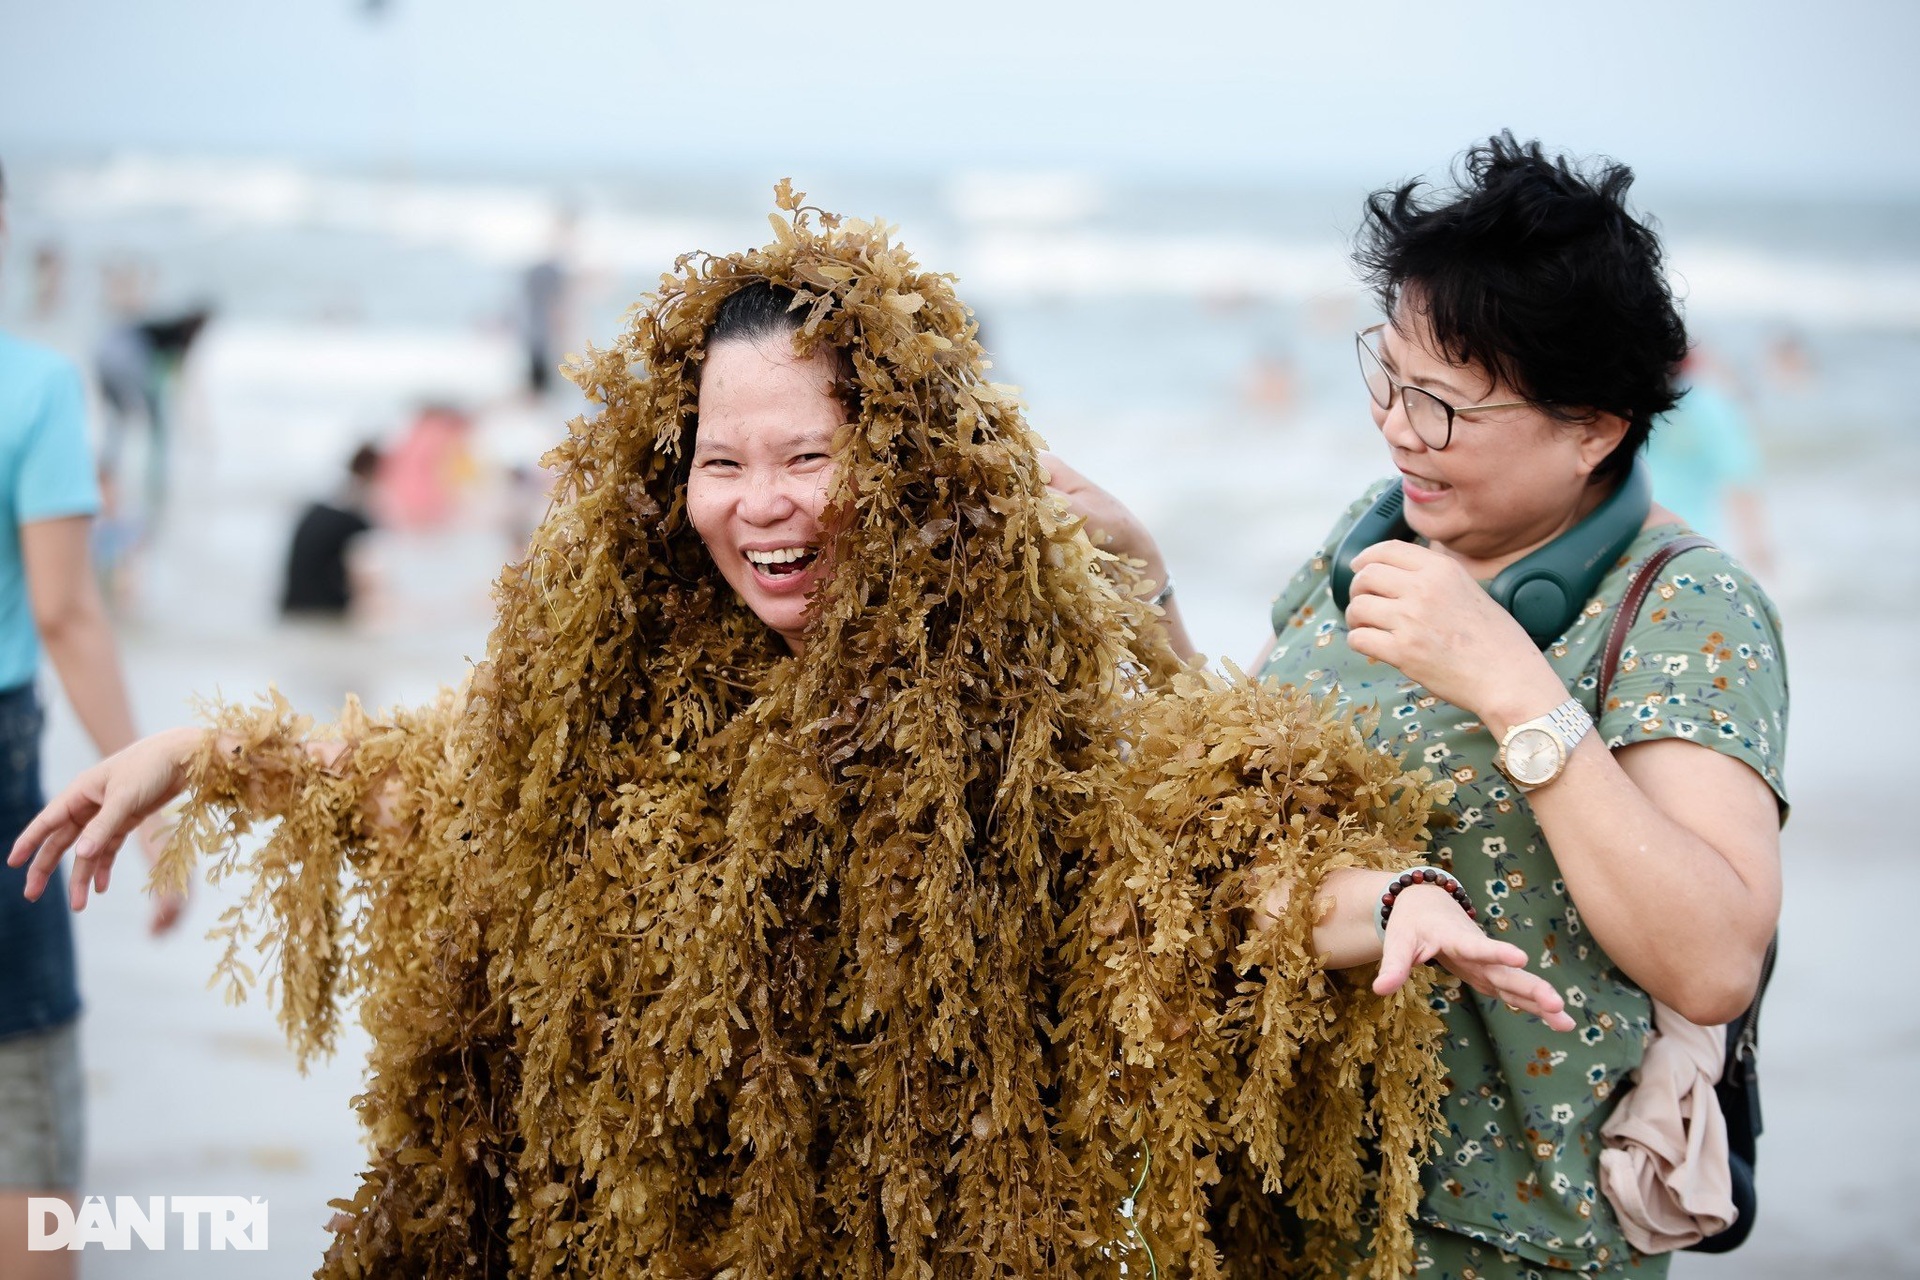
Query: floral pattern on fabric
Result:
<box><xmin>1258</xmin><ymin>486</ymin><xmax>1788</xmax><ymax>1275</ymax></box>
<box><xmin>1412</xmin><ymin>1218</ymin><xmax>1668</xmax><ymax>1277</ymax></box>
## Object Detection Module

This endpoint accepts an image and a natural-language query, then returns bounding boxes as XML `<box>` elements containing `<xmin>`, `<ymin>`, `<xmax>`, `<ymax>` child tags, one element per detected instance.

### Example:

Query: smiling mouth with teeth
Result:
<box><xmin>745</xmin><ymin>546</ymin><xmax>819</xmax><ymax>577</ymax></box>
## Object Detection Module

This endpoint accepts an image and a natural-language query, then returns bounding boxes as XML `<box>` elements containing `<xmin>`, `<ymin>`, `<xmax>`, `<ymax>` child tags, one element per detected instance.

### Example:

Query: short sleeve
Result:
<box><xmin>14</xmin><ymin>359</ymin><xmax>101</xmax><ymax>524</ymax></box>
<box><xmin>1599</xmin><ymin>548</ymin><xmax>1789</xmax><ymax>810</ymax></box>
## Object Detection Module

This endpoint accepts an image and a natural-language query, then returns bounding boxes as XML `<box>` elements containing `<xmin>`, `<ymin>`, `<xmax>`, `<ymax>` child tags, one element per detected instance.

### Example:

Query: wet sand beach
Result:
<box><xmin>38</xmin><ymin>390</ymin><xmax>1920</xmax><ymax>1279</ymax></box>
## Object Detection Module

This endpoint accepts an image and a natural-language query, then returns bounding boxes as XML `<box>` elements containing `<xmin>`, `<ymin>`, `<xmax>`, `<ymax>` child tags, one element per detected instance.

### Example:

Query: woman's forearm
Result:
<box><xmin>38</xmin><ymin>604</ymin><xmax>141</xmax><ymax>757</ymax></box>
<box><xmin>1257</xmin><ymin>864</ymin><xmax>1573</xmax><ymax>1031</ymax></box>
<box><xmin>1480</xmin><ymin>689</ymin><xmax>1779</xmax><ymax>1023</ymax></box>
<box><xmin>1258</xmin><ymin>866</ymin><xmax>1405</xmax><ymax>968</ymax></box>
<box><xmin>205</xmin><ymin>726</ymin><xmax>405</xmax><ymax>838</ymax></box>
<box><xmin>1309</xmin><ymin>867</ymin><xmax>1394</xmax><ymax>966</ymax></box>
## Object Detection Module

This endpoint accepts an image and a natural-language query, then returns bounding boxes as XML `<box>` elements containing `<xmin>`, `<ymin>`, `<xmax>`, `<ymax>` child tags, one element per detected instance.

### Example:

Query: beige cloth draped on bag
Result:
<box><xmin>1597</xmin><ymin>1001</ymin><xmax>1738</xmax><ymax>1252</ymax></box>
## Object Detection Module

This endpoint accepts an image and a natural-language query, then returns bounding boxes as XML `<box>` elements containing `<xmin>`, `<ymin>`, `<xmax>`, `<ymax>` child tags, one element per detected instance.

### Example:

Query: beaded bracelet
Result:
<box><xmin>1375</xmin><ymin>865</ymin><xmax>1476</xmax><ymax>941</ymax></box>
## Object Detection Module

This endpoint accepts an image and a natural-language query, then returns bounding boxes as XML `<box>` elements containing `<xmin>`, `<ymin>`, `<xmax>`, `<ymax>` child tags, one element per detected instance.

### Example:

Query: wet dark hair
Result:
<box><xmin>708</xmin><ymin>279</ymin><xmax>803</xmax><ymax>346</ymax></box>
<box><xmin>701</xmin><ymin>279</ymin><xmax>857</xmax><ymax>410</ymax></box>
<box><xmin>348</xmin><ymin>443</ymin><xmax>383</xmax><ymax>481</ymax></box>
<box><xmin>1355</xmin><ymin>132</ymin><xmax>1688</xmax><ymax>480</ymax></box>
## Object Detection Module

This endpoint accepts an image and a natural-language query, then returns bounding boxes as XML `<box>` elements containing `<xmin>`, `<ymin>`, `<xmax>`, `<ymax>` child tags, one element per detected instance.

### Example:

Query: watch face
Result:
<box><xmin>1505</xmin><ymin>726</ymin><xmax>1563</xmax><ymax>786</ymax></box>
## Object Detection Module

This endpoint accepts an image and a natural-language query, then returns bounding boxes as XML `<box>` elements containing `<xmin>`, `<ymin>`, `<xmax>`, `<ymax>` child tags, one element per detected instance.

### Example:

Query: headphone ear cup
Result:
<box><xmin>1504</xmin><ymin>575</ymin><xmax>1573</xmax><ymax>647</ymax></box>
<box><xmin>1332</xmin><ymin>483</ymin><xmax>1412</xmax><ymax>615</ymax></box>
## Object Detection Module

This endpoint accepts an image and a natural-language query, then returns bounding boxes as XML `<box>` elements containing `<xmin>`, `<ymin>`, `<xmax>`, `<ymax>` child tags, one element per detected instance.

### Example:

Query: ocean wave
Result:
<box><xmin>30</xmin><ymin>156</ymin><xmax>1920</xmax><ymax>330</ymax></box>
<box><xmin>41</xmin><ymin>154</ymin><xmax>734</xmax><ymax>273</ymax></box>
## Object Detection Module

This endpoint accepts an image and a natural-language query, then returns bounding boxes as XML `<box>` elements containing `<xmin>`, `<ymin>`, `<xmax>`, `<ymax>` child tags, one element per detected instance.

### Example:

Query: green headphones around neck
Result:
<box><xmin>1329</xmin><ymin>458</ymin><xmax>1651</xmax><ymax>648</ymax></box>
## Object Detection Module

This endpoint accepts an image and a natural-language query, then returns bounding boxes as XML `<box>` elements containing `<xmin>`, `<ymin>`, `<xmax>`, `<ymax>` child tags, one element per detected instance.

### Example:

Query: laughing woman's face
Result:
<box><xmin>688</xmin><ymin>335</ymin><xmax>845</xmax><ymax>654</ymax></box>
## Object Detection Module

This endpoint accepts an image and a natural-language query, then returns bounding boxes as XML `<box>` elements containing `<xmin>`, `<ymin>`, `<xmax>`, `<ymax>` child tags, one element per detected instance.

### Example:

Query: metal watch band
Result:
<box><xmin>1545</xmin><ymin>698</ymin><xmax>1594</xmax><ymax>750</ymax></box>
<box><xmin>1497</xmin><ymin>697</ymin><xmax>1595</xmax><ymax>792</ymax></box>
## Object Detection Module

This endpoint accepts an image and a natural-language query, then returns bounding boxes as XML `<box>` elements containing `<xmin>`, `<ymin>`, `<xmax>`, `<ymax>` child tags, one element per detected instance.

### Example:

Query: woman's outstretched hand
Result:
<box><xmin>1373</xmin><ymin>883</ymin><xmax>1577</xmax><ymax>1032</ymax></box>
<box><xmin>6</xmin><ymin>726</ymin><xmax>206</xmax><ymax>912</ymax></box>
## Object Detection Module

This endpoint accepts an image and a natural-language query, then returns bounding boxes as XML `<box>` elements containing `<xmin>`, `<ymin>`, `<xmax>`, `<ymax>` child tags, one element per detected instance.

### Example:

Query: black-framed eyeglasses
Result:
<box><xmin>1355</xmin><ymin>323</ymin><xmax>1532</xmax><ymax>450</ymax></box>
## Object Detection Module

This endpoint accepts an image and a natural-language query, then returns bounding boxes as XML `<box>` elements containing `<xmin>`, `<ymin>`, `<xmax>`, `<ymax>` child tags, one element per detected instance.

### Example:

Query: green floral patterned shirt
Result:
<box><xmin>1258</xmin><ymin>487</ymin><xmax>1789</xmax><ymax>1273</ymax></box>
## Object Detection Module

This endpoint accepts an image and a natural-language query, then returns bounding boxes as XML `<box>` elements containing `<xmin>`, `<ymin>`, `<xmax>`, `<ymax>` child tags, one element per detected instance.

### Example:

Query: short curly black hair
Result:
<box><xmin>1354</xmin><ymin>132</ymin><xmax>1688</xmax><ymax>480</ymax></box>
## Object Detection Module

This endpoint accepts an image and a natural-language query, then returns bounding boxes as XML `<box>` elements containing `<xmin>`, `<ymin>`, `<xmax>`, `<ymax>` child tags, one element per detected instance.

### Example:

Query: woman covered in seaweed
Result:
<box><xmin>11</xmin><ymin>188</ymin><xmax>1569</xmax><ymax>1279</ymax></box>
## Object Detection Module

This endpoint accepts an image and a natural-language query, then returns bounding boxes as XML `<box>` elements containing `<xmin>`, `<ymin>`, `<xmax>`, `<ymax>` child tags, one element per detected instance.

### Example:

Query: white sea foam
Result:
<box><xmin>1666</xmin><ymin>241</ymin><xmax>1920</xmax><ymax>328</ymax></box>
<box><xmin>41</xmin><ymin>154</ymin><xmax>732</xmax><ymax>273</ymax></box>
<box><xmin>961</xmin><ymin>229</ymin><xmax>1360</xmax><ymax>303</ymax></box>
<box><xmin>29</xmin><ymin>155</ymin><xmax>1920</xmax><ymax>330</ymax></box>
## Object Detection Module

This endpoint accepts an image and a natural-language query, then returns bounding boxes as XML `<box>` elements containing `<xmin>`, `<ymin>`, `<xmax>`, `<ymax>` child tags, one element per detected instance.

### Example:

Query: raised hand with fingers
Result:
<box><xmin>7</xmin><ymin>725</ymin><xmax>206</xmax><ymax>912</ymax></box>
<box><xmin>1372</xmin><ymin>880</ymin><xmax>1576</xmax><ymax>1032</ymax></box>
<box><xmin>1038</xmin><ymin>450</ymin><xmax>1198</xmax><ymax>662</ymax></box>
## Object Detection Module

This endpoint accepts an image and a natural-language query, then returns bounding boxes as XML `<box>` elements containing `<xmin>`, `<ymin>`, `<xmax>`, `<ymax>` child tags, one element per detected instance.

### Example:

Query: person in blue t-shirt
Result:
<box><xmin>0</xmin><ymin>158</ymin><xmax>185</xmax><ymax>1280</ymax></box>
<box><xmin>1644</xmin><ymin>351</ymin><xmax>1775</xmax><ymax>578</ymax></box>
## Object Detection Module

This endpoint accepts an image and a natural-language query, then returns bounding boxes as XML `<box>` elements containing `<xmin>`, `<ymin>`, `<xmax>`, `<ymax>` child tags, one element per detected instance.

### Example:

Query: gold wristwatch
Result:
<box><xmin>1493</xmin><ymin>698</ymin><xmax>1594</xmax><ymax>792</ymax></box>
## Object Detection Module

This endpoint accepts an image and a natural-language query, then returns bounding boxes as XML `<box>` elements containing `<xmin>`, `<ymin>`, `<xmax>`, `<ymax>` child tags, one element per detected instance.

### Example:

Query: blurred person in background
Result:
<box><xmin>375</xmin><ymin>401</ymin><xmax>476</xmax><ymax>531</ymax></box>
<box><xmin>1056</xmin><ymin>134</ymin><xmax>1787</xmax><ymax>1278</ymax></box>
<box><xmin>88</xmin><ymin>467</ymin><xmax>145</xmax><ymax>617</ymax></box>
<box><xmin>1240</xmin><ymin>341</ymin><xmax>1300</xmax><ymax>418</ymax></box>
<box><xmin>91</xmin><ymin>260</ymin><xmax>211</xmax><ymax>525</ymax></box>
<box><xmin>0</xmin><ymin>156</ymin><xmax>185</xmax><ymax>1280</ymax></box>
<box><xmin>519</xmin><ymin>207</ymin><xmax>576</xmax><ymax>401</ymax></box>
<box><xmin>1644</xmin><ymin>348</ymin><xmax>1775</xmax><ymax>578</ymax></box>
<box><xmin>28</xmin><ymin>245</ymin><xmax>65</xmax><ymax>330</ymax></box>
<box><xmin>1764</xmin><ymin>329</ymin><xmax>1814</xmax><ymax>393</ymax></box>
<box><xmin>281</xmin><ymin>443</ymin><xmax>383</xmax><ymax>621</ymax></box>
<box><xmin>500</xmin><ymin>459</ymin><xmax>554</xmax><ymax>559</ymax></box>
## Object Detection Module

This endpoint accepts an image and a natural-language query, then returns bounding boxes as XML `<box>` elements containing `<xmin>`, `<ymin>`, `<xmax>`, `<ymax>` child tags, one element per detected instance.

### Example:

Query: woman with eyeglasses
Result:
<box><xmin>1054</xmin><ymin>134</ymin><xmax>1788</xmax><ymax>1277</ymax></box>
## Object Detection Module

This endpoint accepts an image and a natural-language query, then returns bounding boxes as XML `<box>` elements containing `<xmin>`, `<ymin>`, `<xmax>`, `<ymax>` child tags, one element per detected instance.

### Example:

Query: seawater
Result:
<box><xmin>1</xmin><ymin>155</ymin><xmax>1912</xmax><ymax>664</ymax></box>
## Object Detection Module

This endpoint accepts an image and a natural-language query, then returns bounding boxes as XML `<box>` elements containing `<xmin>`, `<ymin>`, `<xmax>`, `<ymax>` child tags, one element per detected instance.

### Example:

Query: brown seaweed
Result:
<box><xmin>157</xmin><ymin>187</ymin><xmax>1449</xmax><ymax>1279</ymax></box>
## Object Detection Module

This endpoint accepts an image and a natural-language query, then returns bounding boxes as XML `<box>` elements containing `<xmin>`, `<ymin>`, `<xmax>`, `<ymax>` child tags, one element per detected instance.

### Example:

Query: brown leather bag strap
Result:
<box><xmin>1596</xmin><ymin>533</ymin><xmax>1716</xmax><ymax>709</ymax></box>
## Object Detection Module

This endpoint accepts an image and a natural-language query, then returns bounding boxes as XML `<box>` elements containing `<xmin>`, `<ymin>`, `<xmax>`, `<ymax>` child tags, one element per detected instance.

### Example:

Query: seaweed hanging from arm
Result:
<box><xmin>154</xmin><ymin>683</ymin><xmax>519</xmax><ymax>1276</ymax></box>
<box><xmin>1059</xmin><ymin>670</ymin><xmax>1451</xmax><ymax>1280</ymax></box>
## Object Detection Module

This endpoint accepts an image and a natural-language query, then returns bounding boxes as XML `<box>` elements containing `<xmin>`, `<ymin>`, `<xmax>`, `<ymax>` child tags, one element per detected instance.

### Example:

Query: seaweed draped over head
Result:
<box><xmin>456</xmin><ymin>182</ymin><xmax>1177</xmax><ymax>1271</ymax></box>
<box><xmin>184</xmin><ymin>187</ymin><xmax>1449</xmax><ymax>1280</ymax></box>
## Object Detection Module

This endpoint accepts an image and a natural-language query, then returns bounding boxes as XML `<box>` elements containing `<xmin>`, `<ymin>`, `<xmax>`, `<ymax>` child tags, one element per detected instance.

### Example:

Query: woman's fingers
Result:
<box><xmin>1507</xmin><ymin>982</ymin><xmax>1575</xmax><ymax>1032</ymax></box>
<box><xmin>12</xmin><ymin>732</ymin><xmax>201</xmax><ymax>908</ymax></box>
<box><xmin>1372</xmin><ymin>931</ymin><xmax>1417</xmax><ymax>996</ymax></box>
<box><xmin>149</xmin><ymin>887</ymin><xmax>189</xmax><ymax>936</ymax></box>
<box><xmin>7</xmin><ymin>786</ymin><xmax>95</xmax><ymax>872</ymax></box>
<box><xmin>1347</xmin><ymin>560</ymin><xmax>1419</xmax><ymax>602</ymax></box>
<box><xmin>20</xmin><ymin>822</ymin><xmax>82</xmax><ymax>901</ymax></box>
<box><xmin>1351</xmin><ymin>538</ymin><xmax>1445</xmax><ymax>574</ymax></box>
<box><xmin>68</xmin><ymin>833</ymin><xmax>118</xmax><ymax>911</ymax></box>
<box><xmin>1446</xmin><ymin>931</ymin><xmax>1531</xmax><ymax>971</ymax></box>
<box><xmin>1426</xmin><ymin>926</ymin><xmax>1576</xmax><ymax>1031</ymax></box>
<box><xmin>1034</xmin><ymin>450</ymin><xmax>1073</xmax><ymax>487</ymax></box>
<box><xmin>58</xmin><ymin>790</ymin><xmax>147</xmax><ymax>911</ymax></box>
<box><xmin>1373</xmin><ymin>925</ymin><xmax>1444</xmax><ymax>996</ymax></box>
<box><xmin>1461</xmin><ymin>957</ymin><xmax>1575</xmax><ymax>1032</ymax></box>
<box><xmin>1481</xmin><ymin>962</ymin><xmax>1558</xmax><ymax>1008</ymax></box>
<box><xmin>1371</xmin><ymin>891</ymin><xmax>1575</xmax><ymax>1030</ymax></box>
<box><xmin>75</xmin><ymin>801</ymin><xmax>141</xmax><ymax>867</ymax></box>
<box><xmin>1344</xmin><ymin>625</ymin><xmax>1391</xmax><ymax>663</ymax></box>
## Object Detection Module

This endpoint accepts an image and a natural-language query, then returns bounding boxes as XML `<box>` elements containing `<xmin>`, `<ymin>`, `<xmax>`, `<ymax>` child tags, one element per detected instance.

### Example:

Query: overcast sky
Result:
<box><xmin>4</xmin><ymin>0</ymin><xmax>1918</xmax><ymax>195</ymax></box>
